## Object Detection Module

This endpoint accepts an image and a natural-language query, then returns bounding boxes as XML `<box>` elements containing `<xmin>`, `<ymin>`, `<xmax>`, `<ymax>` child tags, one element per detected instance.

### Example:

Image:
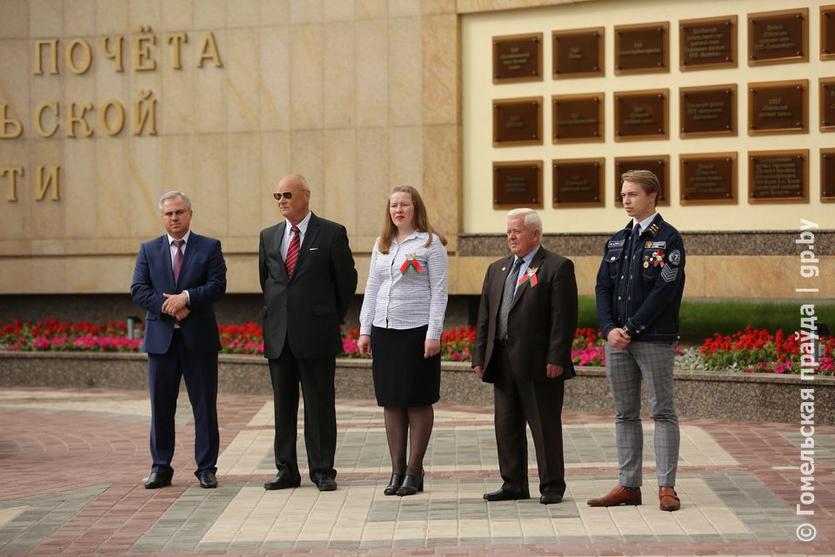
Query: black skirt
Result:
<box><xmin>370</xmin><ymin>325</ymin><xmax>441</xmax><ymax>407</ymax></box>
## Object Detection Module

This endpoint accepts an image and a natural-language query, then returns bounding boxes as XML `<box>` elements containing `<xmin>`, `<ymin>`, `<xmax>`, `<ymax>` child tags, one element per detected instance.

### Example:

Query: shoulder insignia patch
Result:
<box><xmin>668</xmin><ymin>249</ymin><xmax>681</xmax><ymax>265</ymax></box>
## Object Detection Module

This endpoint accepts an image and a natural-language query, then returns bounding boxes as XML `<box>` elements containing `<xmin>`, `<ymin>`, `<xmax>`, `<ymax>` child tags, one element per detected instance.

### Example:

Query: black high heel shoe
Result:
<box><xmin>396</xmin><ymin>470</ymin><xmax>424</xmax><ymax>496</ymax></box>
<box><xmin>384</xmin><ymin>473</ymin><xmax>405</xmax><ymax>496</ymax></box>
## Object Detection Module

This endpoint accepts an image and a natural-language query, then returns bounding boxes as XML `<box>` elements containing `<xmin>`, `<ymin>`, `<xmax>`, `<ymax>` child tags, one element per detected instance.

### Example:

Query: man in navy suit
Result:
<box><xmin>131</xmin><ymin>191</ymin><xmax>227</xmax><ymax>489</ymax></box>
<box><xmin>259</xmin><ymin>174</ymin><xmax>357</xmax><ymax>492</ymax></box>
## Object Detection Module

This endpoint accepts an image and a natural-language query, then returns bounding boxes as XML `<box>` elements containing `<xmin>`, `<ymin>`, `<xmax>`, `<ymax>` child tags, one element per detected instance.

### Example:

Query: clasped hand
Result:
<box><xmin>162</xmin><ymin>292</ymin><xmax>189</xmax><ymax>321</ymax></box>
<box><xmin>607</xmin><ymin>327</ymin><xmax>631</xmax><ymax>349</ymax></box>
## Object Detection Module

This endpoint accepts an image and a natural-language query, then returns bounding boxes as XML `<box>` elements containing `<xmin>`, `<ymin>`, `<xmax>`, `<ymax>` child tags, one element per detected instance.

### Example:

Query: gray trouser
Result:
<box><xmin>605</xmin><ymin>341</ymin><xmax>679</xmax><ymax>487</ymax></box>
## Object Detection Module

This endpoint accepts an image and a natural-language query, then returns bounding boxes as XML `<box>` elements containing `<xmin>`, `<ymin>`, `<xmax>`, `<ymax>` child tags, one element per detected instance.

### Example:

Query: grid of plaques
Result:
<box><xmin>490</xmin><ymin>5</ymin><xmax>835</xmax><ymax>208</ymax></box>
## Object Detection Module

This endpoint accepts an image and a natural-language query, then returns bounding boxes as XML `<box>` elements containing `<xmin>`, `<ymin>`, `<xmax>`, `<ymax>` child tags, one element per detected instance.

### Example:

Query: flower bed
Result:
<box><xmin>2</xmin><ymin>319</ymin><xmax>832</xmax><ymax>376</ymax></box>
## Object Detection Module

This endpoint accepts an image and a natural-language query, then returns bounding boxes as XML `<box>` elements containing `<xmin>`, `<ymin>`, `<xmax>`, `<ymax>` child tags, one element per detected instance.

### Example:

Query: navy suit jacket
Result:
<box><xmin>130</xmin><ymin>232</ymin><xmax>227</xmax><ymax>355</ymax></box>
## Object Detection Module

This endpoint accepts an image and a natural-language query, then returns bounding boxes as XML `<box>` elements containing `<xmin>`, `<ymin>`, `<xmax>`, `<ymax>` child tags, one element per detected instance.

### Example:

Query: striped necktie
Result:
<box><xmin>285</xmin><ymin>225</ymin><xmax>300</xmax><ymax>278</ymax></box>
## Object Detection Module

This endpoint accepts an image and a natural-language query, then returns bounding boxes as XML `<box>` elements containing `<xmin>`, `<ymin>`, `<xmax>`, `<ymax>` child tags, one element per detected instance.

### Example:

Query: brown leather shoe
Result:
<box><xmin>658</xmin><ymin>486</ymin><xmax>680</xmax><ymax>511</ymax></box>
<box><xmin>587</xmin><ymin>485</ymin><xmax>642</xmax><ymax>507</ymax></box>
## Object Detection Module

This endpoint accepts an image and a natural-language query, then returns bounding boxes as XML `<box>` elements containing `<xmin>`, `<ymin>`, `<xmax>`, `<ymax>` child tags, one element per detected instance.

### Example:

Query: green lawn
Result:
<box><xmin>577</xmin><ymin>297</ymin><xmax>835</xmax><ymax>344</ymax></box>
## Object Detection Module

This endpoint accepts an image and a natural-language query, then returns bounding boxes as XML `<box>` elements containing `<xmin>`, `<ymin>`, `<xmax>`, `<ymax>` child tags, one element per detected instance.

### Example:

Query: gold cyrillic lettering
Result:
<box><xmin>132</xmin><ymin>25</ymin><xmax>157</xmax><ymax>71</ymax></box>
<box><xmin>166</xmin><ymin>32</ymin><xmax>187</xmax><ymax>70</ymax></box>
<box><xmin>98</xmin><ymin>99</ymin><xmax>126</xmax><ymax>136</ymax></box>
<box><xmin>197</xmin><ymin>31</ymin><xmax>222</xmax><ymax>68</ymax></box>
<box><xmin>65</xmin><ymin>38</ymin><xmax>93</xmax><ymax>75</ymax></box>
<box><xmin>66</xmin><ymin>102</ymin><xmax>94</xmax><ymax>138</ymax></box>
<box><xmin>1</xmin><ymin>166</ymin><xmax>23</xmax><ymax>201</ymax></box>
<box><xmin>0</xmin><ymin>104</ymin><xmax>24</xmax><ymax>138</ymax></box>
<box><xmin>34</xmin><ymin>39</ymin><xmax>59</xmax><ymax>75</ymax></box>
<box><xmin>35</xmin><ymin>165</ymin><xmax>61</xmax><ymax>201</ymax></box>
<box><xmin>99</xmin><ymin>36</ymin><xmax>125</xmax><ymax>72</ymax></box>
<box><xmin>34</xmin><ymin>101</ymin><xmax>60</xmax><ymax>137</ymax></box>
<box><xmin>132</xmin><ymin>90</ymin><xmax>157</xmax><ymax>135</ymax></box>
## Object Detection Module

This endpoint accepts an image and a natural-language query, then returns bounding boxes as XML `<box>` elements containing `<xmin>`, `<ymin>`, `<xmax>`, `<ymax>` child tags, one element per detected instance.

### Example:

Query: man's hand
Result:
<box><xmin>173</xmin><ymin>308</ymin><xmax>190</xmax><ymax>321</ymax></box>
<box><xmin>607</xmin><ymin>328</ymin><xmax>631</xmax><ymax>349</ymax></box>
<box><xmin>357</xmin><ymin>334</ymin><xmax>372</xmax><ymax>355</ymax></box>
<box><xmin>424</xmin><ymin>339</ymin><xmax>441</xmax><ymax>358</ymax></box>
<box><xmin>546</xmin><ymin>363</ymin><xmax>564</xmax><ymax>379</ymax></box>
<box><xmin>473</xmin><ymin>365</ymin><xmax>484</xmax><ymax>379</ymax></box>
<box><xmin>162</xmin><ymin>292</ymin><xmax>188</xmax><ymax>315</ymax></box>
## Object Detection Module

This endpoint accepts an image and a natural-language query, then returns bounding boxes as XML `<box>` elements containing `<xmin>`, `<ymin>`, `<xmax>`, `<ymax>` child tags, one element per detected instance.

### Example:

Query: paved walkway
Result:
<box><xmin>0</xmin><ymin>387</ymin><xmax>833</xmax><ymax>556</ymax></box>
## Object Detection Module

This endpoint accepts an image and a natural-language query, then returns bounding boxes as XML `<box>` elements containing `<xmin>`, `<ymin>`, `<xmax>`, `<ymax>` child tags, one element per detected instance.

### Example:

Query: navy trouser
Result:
<box><xmin>148</xmin><ymin>331</ymin><xmax>219</xmax><ymax>477</ymax></box>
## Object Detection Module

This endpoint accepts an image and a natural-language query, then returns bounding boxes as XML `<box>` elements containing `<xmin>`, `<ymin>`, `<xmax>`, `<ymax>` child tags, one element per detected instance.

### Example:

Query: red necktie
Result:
<box><xmin>172</xmin><ymin>239</ymin><xmax>184</xmax><ymax>285</ymax></box>
<box><xmin>285</xmin><ymin>226</ymin><xmax>300</xmax><ymax>278</ymax></box>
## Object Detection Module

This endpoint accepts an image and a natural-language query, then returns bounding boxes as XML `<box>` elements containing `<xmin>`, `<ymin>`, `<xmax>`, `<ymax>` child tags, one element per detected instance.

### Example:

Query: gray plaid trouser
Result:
<box><xmin>605</xmin><ymin>341</ymin><xmax>679</xmax><ymax>487</ymax></box>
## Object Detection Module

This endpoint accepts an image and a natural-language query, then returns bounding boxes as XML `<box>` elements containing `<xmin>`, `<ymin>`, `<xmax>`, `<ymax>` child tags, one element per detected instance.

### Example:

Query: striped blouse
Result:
<box><xmin>359</xmin><ymin>231</ymin><xmax>449</xmax><ymax>340</ymax></box>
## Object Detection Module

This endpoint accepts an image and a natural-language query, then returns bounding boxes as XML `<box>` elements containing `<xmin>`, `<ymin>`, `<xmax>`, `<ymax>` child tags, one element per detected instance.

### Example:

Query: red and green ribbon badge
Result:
<box><xmin>518</xmin><ymin>267</ymin><xmax>538</xmax><ymax>288</ymax></box>
<box><xmin>400</xmin><ymin>255</ymin><xmax>423</xmax><ymax>274</ymax></box>
<box><xmin>651</xmin><ymin>250</ymin><xmax>665</xmax><ymax>268</ymax></box>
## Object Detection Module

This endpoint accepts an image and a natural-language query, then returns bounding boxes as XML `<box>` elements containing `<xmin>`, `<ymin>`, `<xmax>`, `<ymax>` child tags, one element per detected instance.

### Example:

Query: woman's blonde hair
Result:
<box><xmin>377</xmin><ymin>185</ymin><xmax>447</xmax><ymax>254</ymax></box>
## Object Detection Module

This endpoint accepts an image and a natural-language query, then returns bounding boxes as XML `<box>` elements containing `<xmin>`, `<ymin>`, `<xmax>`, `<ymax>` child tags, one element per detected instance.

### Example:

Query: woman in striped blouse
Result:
<box><xmin>358</xmin><ymin>185</ymin><xmax>449</xmax><ymax>496</ymax></box>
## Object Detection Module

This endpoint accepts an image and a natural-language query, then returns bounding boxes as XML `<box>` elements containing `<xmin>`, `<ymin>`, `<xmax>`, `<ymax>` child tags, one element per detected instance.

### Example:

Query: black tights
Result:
<box><xmin>383</xmin><ymin>405</ymin><xmax>434</xmax><ymax>475</ymax></box>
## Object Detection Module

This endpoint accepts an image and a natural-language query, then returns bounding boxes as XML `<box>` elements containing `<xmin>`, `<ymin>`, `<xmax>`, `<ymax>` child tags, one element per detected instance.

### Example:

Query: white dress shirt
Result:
<box><xmin>633</xmin><ymin>212</ymin><xmax>658</xmax><ymax>235</ymax></box>
<box><xmin>359</xmin><ymin>231</ymin><xmax>449</xmax><ymax>340</ymax></box>
<box><xmin>281</xmin><ymin>211</ymin><xmax>312</xmax><ymax>260</ymax></box>
<box><xmin>508</xmin><ymin>245</ymin><xmax>540</xmax><ymax>297</ymax></box>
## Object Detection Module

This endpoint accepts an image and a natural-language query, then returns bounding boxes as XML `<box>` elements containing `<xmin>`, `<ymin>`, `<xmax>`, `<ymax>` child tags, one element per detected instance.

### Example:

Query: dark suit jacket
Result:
<box><xmin>259</xmin><ymin>213</ymin><xmax>358</xmax><ymax>360</ymax></box>
<box><xmin>130</xmin><ymin>232</ymin><xmax>227</xmax><ymax>355</ymax></box>
<box><xmin>473</xmin><ymin>246</ymin><xmax>578</xmax><ymax>382</ymax></box>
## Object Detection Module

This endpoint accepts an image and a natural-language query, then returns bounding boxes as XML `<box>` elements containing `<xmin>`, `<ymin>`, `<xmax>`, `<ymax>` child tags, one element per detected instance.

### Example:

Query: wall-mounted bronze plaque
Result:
<box><xmin>748</xmin><ymin>80</ymin><xmax>808</xmax><ymax>135</ymax></box>
<box><xmin>748</xmin><ymin>150</ymin><xmax>809</xmax><ymax>204</ymax></box>
<box><xmin>680</xmin><ymin>15</ymin><xmax>737</xmax><ymax>70</ymax></box>
<box><xmin>493</xmin><ymin>97</ymin><xmax>542</xmax><ymax>147</ymax></box>
<box><xmin>493</xmin><ymin>161</ymin><xmax>543</xmax><ymax>208</ymax></box>
<box><xmin>614</xmin><ymin>156</ymin><xmax>670</xmax><ymax>206</ymax></box>
<box><xmin>821</xmin><ymin>78</ymin><xmax>835</xmax><ymax>132</ymax></box>
<box><xmin>748</xmin><ymin>8</ymin><xmax>808</xmax><ymax>65</ymax></box>
<box><xmin>552</xmin><ymin>27</ymin><xmax>604</xmax><ymax>78</ymax></box>
<box><xmin>822</xmin><ymin>149</ymin><xmax>835</xmax><ymax>202</ymax></box>
<box><xmin>823</xmin><ymin>6</ymin><xmax>835</xmax><ymax>60</ymax></box>
<box><xmin>680</xmin><ymin>153</ymin><xmax>737</xmax><ymax>205</ymax></box>
<box><xmin>493</xmin><ymin>33</ymin><xmax>543</xmax><ymax>83</ymax></box>
<box><xmin>614</xmin><ymin>89</ymin><xmax>668</xmax><ymax>141</ymax></box>
<box><xmin>552</xmin><ymin>93</ymin><xmax>604</xmax><ymax>144</ymax></box>
<box><xmin>680</xmin><ymin>84</ymin><xmax>736</xmax><ymax>138</ymax></box>
<box><xmin>552</xmin><ymin>158</ymin><xmax>604</xmax><ymax>207</ymax></box>
<box><xmin>615</xmin><ymin>21</ymin><xmax>669</xmax><ymax>75</ymax></box>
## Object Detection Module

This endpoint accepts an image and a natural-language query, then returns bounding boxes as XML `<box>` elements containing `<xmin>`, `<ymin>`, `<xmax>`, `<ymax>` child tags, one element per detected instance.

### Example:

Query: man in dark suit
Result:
<box><xmin>472</xmin><ymin>208</ymin><xmax>578</xmax><ymax>505</ymax></box>
<box><xmin>259</xmin><ymin>174</ymin><xmax>357</xmax><ymax>492</ymax></box>
<box><xmin>130</xmin><ymin>191</ymin><xmax>227</xmax><ymax>490</ymax></box>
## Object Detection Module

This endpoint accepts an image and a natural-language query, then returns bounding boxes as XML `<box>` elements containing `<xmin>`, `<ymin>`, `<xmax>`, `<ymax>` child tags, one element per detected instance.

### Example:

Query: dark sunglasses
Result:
<box><xmin>273</xmin><ymin>192</ymin><xmax>297</xmax><ymax>200</ymax></box>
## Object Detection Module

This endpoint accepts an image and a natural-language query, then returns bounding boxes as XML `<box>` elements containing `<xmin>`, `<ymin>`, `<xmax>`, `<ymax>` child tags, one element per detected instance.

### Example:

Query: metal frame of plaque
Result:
<box><xmin>493</xmin><ymin>161</ymin><xmax>543</xmax><ymax>209</ymax></box>
<box><xmin>614</xmin><ymin>21</ymin><xmax>669</xmax><ymax>75</ymax></box>
<box><xmin>552</xmin><ymin>158</ymin><xmax>605</xmax><ymax>208</ymax></box>
<box><xmin>679</xmin><ymin>152</ymin><xmax>737</xmax><ymax>206</ymax></box>
<box><xmin>493</xmin><ymin>97</ymin><xmax>543</xmax><ymax>147</ymax></box>
<box><xmin>680</xmin><ymin>15</ymin><xmax>737</xmax><ymax>71</ymax></box>
<box><xmin>748</xmin><ymin>150</ymin><xmax>809</xmax><ymax>204</ymax></box>
<box><xmin>822</xmin><ymin>149</ymin><xmax>835</xmax><ymax>202</ymax></box>
<box><xmin>613</xmin><ymin>156</ymin><xmax>670</xmax><ymax>207</ymax></box>
<box><xmin>821</xmin><ymin>78</ymin><xmax>835</xmax><ymax>133</ymax></box>
<box><xmin>748</xmin><ymin>8</ymin><xmax>809</xmax><ymax>66</ymax></box>
<box><xmin>748</xmin><ymin>79</ymin><xmax>808</xmax><ymax>136</ymax></box>
<box><xmin>823</xmin><ymin>5</ymin><xmax>835</xmax><ymax>61</ymax></box>
<box><xmin>614</xmin><ymin>89</ymin><xmax>669</xmax><ymax>141</ymax></box>
<box><xmin>552</xmin><ymin>92</ymin><xmax>604</xmax><ymax>144</ymax></box>
<box><xmin>493</xmin><ymin>33</ymin><xmax>543</xmax><ymax>84</ymax></box>
<box><xmin>552</xmin><ymin>26</ymin><xmax>604</xmax><ymax>79</ymax></box>
<box><xmin>680</xmin><ymin>84</ymin><xmax>737</xmax><ymax>138</ymax></box>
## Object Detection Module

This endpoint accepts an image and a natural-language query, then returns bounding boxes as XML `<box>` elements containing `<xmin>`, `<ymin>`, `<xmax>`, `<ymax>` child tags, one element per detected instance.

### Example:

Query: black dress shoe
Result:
<box><xmin>263</xmin><ymin>474</ymin><xmax>301</xmax><ymax>491</ymax></box>
<box><xmin>144</xmin><ymin>471</ymin><xmax>172</xmax><ymax>489</ymax></box>
<box><xmin>539</xmin><ymin>492</ymin><xmax>563</xmax><ymax>505</ymax></box>
<box><xmin>483</xmin><ymin>488</ymin><xmax>530</xmax><ymax>502</ymax></box>
<box><xmin>314</xmin><ymin>476</ymin><xmax>337</xmax><ymax>492</ymax></box>
<box><xmin>396</xmin><ymin>470</ymin><xmax>424</xmax><ymax>496</ymax></box>
<box><xmin>384</xmin><ymin>473</ymin><xmax>405</xmax><ymax>496</ymax></box>
<box><xmin>198</xmin><ymin>471</ymin><xmax>218</xmax><ymax>489</ymax></box>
